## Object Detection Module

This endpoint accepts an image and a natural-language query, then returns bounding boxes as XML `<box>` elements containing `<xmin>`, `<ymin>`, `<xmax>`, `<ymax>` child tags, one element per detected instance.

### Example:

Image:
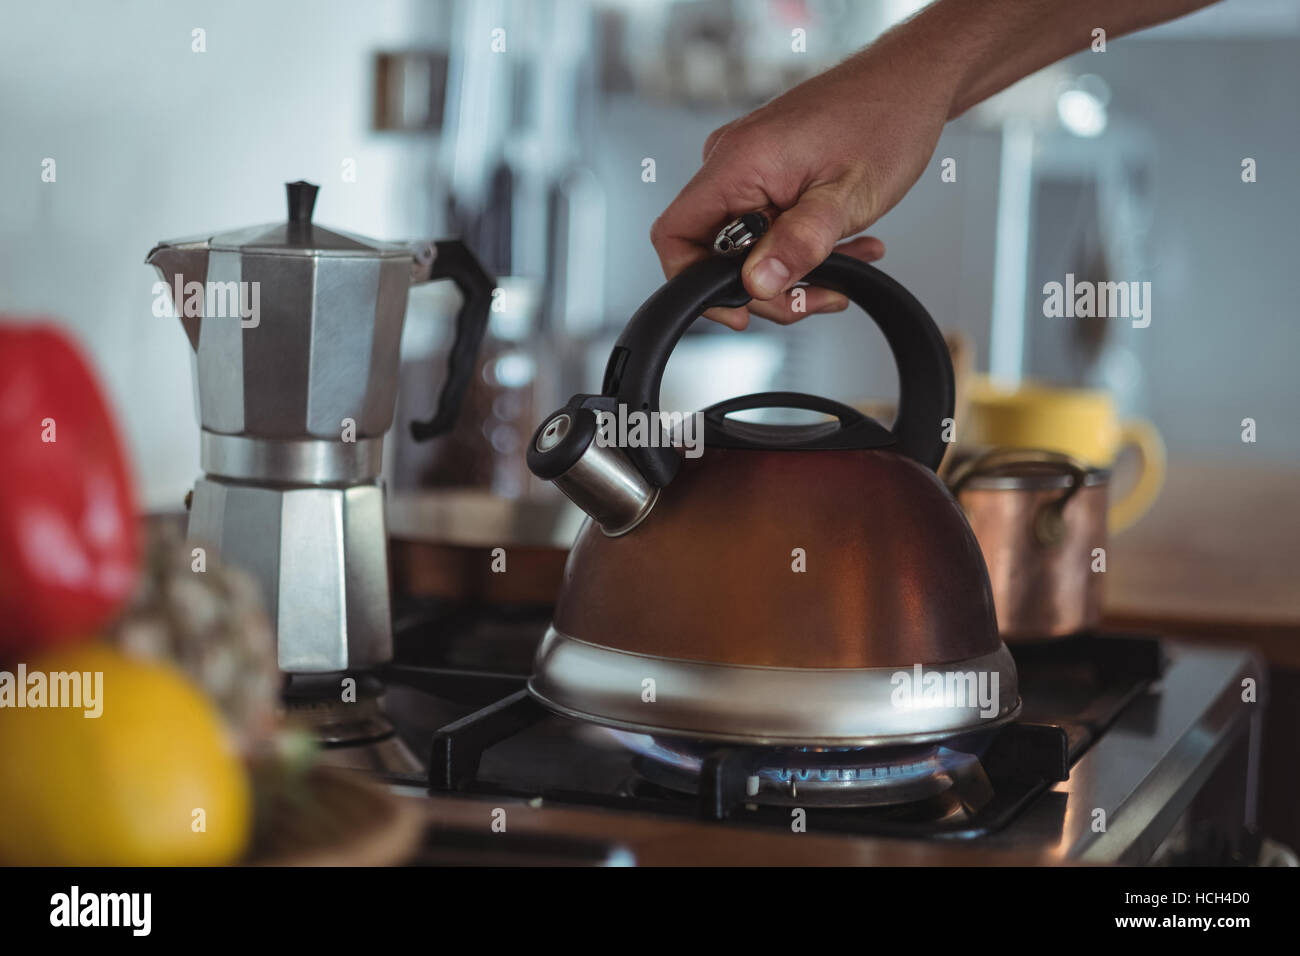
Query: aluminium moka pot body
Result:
<box><xmin>148</xmin><ymin>181</ymin><xmax>494</xmax><ymax>674</ymax></box>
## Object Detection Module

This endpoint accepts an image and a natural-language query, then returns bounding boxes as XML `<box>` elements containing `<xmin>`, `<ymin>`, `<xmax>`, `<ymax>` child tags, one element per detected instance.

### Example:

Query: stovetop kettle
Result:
<box><xmin>526</xmin><ymin>245</ymin><xmax>1017</xmax><ymax>745</ymax></box>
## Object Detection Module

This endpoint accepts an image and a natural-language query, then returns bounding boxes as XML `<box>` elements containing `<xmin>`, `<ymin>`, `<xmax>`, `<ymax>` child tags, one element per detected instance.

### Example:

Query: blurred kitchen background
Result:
<box><xmin>2</xmin><ymin>0</ymin><xmax>1298</xmax><ymax>510</ymax></box>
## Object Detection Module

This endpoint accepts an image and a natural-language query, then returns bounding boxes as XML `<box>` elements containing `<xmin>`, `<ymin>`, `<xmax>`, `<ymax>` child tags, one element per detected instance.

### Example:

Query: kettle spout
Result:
<box><xmin>527</xmin><ymin>401</ymin><xmax>660</xmax><ymax>536</ymax></box>
<box><xmin>146</xmin><ymin>239</ymin><xmax>211</xmax><ymax>351</ymax></box>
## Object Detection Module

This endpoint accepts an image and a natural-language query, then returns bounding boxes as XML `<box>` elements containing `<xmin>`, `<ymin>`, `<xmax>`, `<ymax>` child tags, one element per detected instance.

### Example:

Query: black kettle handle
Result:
<box><xmin>702</xmin><ymin>390</ymin><xmax>868</xmax><ymax>428</ymax></box>
<box><xmin>408</xmin><ymin>240</ymin><xmax>496</xmax><ymax>442</ymax></box>
<box><xmin>599</xmin><ymin>252</ymin><xmax>954</xmax><ymax>484</ymax></box>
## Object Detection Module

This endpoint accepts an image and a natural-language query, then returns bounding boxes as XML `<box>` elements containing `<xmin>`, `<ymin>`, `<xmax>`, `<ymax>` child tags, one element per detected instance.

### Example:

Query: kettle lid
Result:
<box><xmin>178</xmin><ymin>181</ymin><xmax>413</xmax><ymax>259</ymax></box>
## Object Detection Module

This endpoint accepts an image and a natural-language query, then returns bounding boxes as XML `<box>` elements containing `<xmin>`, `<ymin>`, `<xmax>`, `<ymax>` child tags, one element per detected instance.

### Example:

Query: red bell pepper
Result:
<box><xmin>0</xmin><ymin>320</ymin><xmax>139</xmax><ymax>658</ymax></box>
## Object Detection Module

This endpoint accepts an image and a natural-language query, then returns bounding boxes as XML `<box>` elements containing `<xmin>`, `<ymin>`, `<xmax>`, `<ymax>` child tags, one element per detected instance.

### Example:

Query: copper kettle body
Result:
<box><xmin>527</xmin><ymin>250</ymin><xmax>1019</xmax><ymax>746</ymax></box>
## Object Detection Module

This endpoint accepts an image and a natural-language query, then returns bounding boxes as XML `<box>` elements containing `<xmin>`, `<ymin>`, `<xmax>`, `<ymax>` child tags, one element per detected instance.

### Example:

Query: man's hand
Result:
<box><xmin>650</xmin><ymin>36</ymin><xmax>951</xmax><ymax>330</ymax></box>
<box><xmin>650</xmin><ymin>0</ymin><xmax>1218</xmax><ymax>330</ymax></box>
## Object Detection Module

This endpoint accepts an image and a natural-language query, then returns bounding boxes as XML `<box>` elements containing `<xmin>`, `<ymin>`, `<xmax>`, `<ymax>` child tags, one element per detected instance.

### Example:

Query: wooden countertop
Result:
<box><xmin>1103</xmin><ymin>461</ymin><xmax>1300</xmax><ymax>668</ymax></box>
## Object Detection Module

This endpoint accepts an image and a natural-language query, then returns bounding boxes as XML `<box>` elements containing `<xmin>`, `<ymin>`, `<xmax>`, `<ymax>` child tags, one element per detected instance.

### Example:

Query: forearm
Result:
<box><xmin>650</xmin><ymin>0</ymin><xmax>1224</xmax><ymax>314</ymax></box>
<box><xmin>857</xmin><ymin>0</ymin><xmax>1220</xmax><ymax>119</ymax></box>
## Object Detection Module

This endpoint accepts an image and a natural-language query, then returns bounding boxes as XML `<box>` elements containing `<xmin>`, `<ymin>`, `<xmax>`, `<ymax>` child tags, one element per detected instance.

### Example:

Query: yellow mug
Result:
<box><xmin>963</xmin><ymin>378</ymin><xmax>1166</xmax><ymax>533</ymax></box>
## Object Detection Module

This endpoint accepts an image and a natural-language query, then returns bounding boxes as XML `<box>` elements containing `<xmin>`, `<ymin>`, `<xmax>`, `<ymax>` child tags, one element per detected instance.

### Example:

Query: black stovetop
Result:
<box><xmin>373</xmin><ymin>599</ymin><xmax>1165</xmax><ymax>841</ymax></box>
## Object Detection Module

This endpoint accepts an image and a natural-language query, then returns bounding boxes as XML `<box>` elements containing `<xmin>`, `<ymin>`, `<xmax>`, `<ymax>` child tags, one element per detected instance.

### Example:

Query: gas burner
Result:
<box><xmin>282</xmin><ymin>673</ymin><xmax>423</xmax><ymax>775</ymax></box>
<box><xmin>607</xmin><ymin>730</ymin><xmax>989</xmax><ymax>809</ymax></box>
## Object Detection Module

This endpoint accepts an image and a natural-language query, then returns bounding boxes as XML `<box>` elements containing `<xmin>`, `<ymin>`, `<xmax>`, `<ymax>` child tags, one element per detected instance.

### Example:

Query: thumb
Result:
<box><xmin>741</xmin><ymin>187</ymin><xmax>849</xmax><ymax>300</ymax></box>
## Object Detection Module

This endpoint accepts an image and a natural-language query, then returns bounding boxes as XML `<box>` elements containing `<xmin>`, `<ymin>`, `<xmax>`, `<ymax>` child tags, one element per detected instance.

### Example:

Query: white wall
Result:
<box><xmin>0</xmin><ymin>0</ymin><xmax>448</xmax><ymax>508</ymax></box>
<box><xmin>1078</xmin><ymin>36</ymin><xmax>1300</xmax><ymax>462</ymax></box>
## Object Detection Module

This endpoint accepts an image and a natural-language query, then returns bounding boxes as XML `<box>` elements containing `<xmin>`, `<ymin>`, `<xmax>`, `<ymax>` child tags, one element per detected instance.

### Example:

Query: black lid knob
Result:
<box><xmin>286</xmin><ymin>181</ymin><xmax>319</xmax><ymax>223</ymax></box>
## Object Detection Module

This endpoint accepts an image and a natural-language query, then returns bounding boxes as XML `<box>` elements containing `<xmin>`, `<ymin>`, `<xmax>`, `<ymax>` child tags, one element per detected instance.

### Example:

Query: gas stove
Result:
<box><xmin>331</xmin><ymin>599</ymin><xmax>1264</xmax><ymax>865</ymax></box>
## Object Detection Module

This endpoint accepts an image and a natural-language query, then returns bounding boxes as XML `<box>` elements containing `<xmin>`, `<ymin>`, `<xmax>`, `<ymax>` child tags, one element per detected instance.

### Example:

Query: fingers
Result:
<box><xmin>745</xmin><ymin>287</ymin><xmax>851</xmax><ymax>325</ymax></box>
<box><xmin>834</xmin><ymin>234</ymin><xmax>886</xmax><ymax>262</ymax></box>
<box><xmin>650</xmin><ymin>126</ymin><xmax>775</xmax><ymax>280</ymax></box>
<box><xmin>702</xmin><ymin>235</ymin><xmax>885</xmax><ymax>328</ymax></box>
<box><xmin>648</xmin><ymin>166</ymin><xmax>731</xmax><ymax>279</ymax></box>
<box><xmin>702</xmin><ymin>306</ymin><xmax>751</xmax><ymax>330</ymax></box>
<box><xmin>650</xmin><ymin>174</ymin><xmax>771</xmax><ymax>282</ymax></box>
<box><xmin>701</xmin><ymin>121</ymin><xmax>734</xmax><ymax>161</ymax></box>
<box><xmin>650</xmin><ymin>197</ymin><xmax>729</xmax><ymax>282</ymax></box>
<box><xmin>651</xmin><ymin>127</ymin><xmax>884</xmax><ymax>332</ymax></box>
<box><xmin>741</xmin><ymin>185</ymin><xmax>849</xmax><ymax>300</ymax></box>
<box><xmin>702</xmin><ymin>289</ymin><xmax>849</xmax><ymax>329</ymax></box>
<box><xmin>744</xmin><ymin>237</ymin><xmax>885</xmax><ymax>324</ymax></box>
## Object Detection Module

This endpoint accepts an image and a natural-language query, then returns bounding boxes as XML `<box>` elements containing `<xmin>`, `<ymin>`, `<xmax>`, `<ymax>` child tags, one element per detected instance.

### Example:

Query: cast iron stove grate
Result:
<box><xmin>383</xmin><ymin>607</ymin><xmax>1164</xmax><ymax>839</ymax></box>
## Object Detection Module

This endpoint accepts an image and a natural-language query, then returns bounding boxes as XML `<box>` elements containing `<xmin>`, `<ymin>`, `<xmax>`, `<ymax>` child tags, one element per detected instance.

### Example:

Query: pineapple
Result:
<box><xmin>108</xmin><ymin>524</ymin><xmax>282</xmax><ymax>755</ymax></box>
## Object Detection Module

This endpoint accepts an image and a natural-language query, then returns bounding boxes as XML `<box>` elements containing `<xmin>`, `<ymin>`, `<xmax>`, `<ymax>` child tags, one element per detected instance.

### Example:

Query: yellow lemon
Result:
<box><xmin>0</xmin><ymin>642</ymin><xmax>250</xmax><ymax>865</ymax></box>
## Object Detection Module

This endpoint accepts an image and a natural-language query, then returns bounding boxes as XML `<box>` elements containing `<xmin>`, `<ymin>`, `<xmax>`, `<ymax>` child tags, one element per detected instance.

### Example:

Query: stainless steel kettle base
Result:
<box><xmin>529</xmin><ymin>628</ymin><xmax>1021</xmax><ymax>747</ymax></box>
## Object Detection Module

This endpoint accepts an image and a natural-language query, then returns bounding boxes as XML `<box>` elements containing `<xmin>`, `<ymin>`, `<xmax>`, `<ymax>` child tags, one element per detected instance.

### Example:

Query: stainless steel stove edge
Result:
<box><xmin>994</xmin><ymin>640</ymin><xmax>1264</xmax><ymax>863</ymax></box>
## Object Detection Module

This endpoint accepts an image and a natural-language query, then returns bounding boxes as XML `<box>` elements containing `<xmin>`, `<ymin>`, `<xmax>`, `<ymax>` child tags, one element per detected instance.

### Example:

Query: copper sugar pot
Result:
<box><xmin>947</xmin><ymin>448</ymin><xmax>1109</xmax><ymax>641</ymax></box>
<box><xmin>525</xmin><ymin>248</ymin><xmax>1019</xmax><ymax>746</ymax></box>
